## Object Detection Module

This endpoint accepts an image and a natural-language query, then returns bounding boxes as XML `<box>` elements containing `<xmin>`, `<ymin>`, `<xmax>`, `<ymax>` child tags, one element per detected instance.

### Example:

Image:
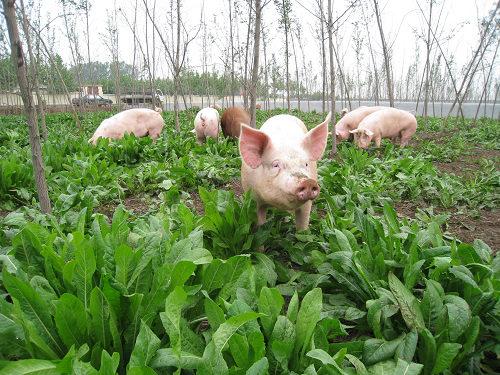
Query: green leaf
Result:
<box><xmin>395</xmin><ymin>330</ymin><xmax>418</xmax><ymax>362</ymax></box>
<box><xmin>128</xmin><ymin>321</ymin><xmax>161</xmax><ymax>369</ymax></box>
<box><xmin>170</xmin><ymin>261</ymin><xmax>196</xmax><ymax>288</ymax></box>
<box><xmin>212</xmin><ymin>312</ymin><xmax>262</xmax><ymax>353</ymax></box>
<box><xmin>394</xmin><ymin>358</ymin><xmax>423</xmax><ymax>375</ymax></box>
<box><xmin>443</xmin><ymin>295</ymin><xmax>470</xmax><ymax>342</ymax></box>
<box><xmin>449</xmin><ymin>266</ymin><xmax>479</xmax><ymax>290</ymax></box>
<box><xmin>295</xmin><ymin>288</ymin><xmax>322</xmax><ymax>356</ymax></box>
<box><xmin>431</xmin><ymin>343</ymin><xmax>461</xmax><ymax>375</ymax></box>
<box><xmin>367</xmin><ymin>359</ymin><xmax>397</xmax><ymax>374</ymax></box>
<box><xmin>388</xmin><ymin>273</ymin><xmax>424</xmax><ymax>331</ymax></box>
<box><xmin>151</xmin><ymin>348</ymin><xmax>203</xmax><ymax>370</ymax></box>
<box><xmin>114</xmin><ymin>244</ymin><xmax>133</xmax><ymax>289</ymax></box>
<box><xmin>286</xmin><ymin>291</ymin><xmax>299</xmax><ymax>324</ymax></box>
<box><xmin>345</xmin><ymin>354</ymin><xmax>367</xmax><ymax>375</ymax></box>
<box><xmin>229</xmin><ymin>333</ymin><xmax>249</xmax><ymax>368</ymax></box>
<box><xmin>452</xmin><ymin>316</ymin><xmax>480</xmax><ymax>369</ymax></box>
<box><xmin>0</xmin><ymin>359</ymin><xmax>57</xmax><ymax>374</ymax></box>
<box><xmin>73</xmin><ymin>235</ymin><xmax>96</xmax><ymax>311</ymax></box>
<box><xmin>258</xmin><ymin>287</ymin><xmax>284</xmax><ymax>338</ymax></box>
<box><xmin>54</xmin><ymin>293</ymin><xmax>88</xmax><ymax>350</ymax></box>
<box><xmin>363</xmin><ymin>335</ymin><xmax>405</xmax><ymax>366</ymax></box>
<box><xmin>270</xmin><ymin>315</ymin><xmax>295</xmax><ymax>370</ymax></box>
<box><xmin>2</xmin><ymin>269</ymin><xmax>63</xmax><ymax>358</ymax></box>
<box><xmin>254</xmin><ymin>253</ymin><xmax>277</xmax><ymax>288</ymax></box>
<box><xmin>98</xmin><ymin>350</ymin><xmax>120</xmax><ymax>375</ymax></box>
<box><xmin>306</xmin><ymin>348</ymin><xmax>345</xmax><ymax>373</ymax></box>
<box><xmin>245</xmin><ymin>357</ymin><xmax>268</xmax><ymax>375</ymax></box>
<box><xmin>203</xmin><ymin>293</ymin><xmax>225</xmax><ymax>331</ymax></box>
<box><xmin>418</xmin><ymin>329</ymin><xmax>436</xmax><ymax>375</ymax></box>
<box><xmin>159</xmin><ymin>287</ymin><xmax>187</xmax><ymax>369</ymax></box>
<box><xmin>420</xmin><ymin>280</ymin><xmax>444</xmax><ymax>333</ymax></box>
<box><xmin>89</xmin><ymin>287</ymin><xmax>120</xmax><ymax>355</ymax></box>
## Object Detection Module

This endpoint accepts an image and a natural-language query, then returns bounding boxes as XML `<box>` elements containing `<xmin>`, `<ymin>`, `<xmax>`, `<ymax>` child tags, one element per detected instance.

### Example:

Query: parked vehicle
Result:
<box><xmin>71</xmin><ymin>95</ymin><xmax>113</xmax><ymax>106</ymax></box>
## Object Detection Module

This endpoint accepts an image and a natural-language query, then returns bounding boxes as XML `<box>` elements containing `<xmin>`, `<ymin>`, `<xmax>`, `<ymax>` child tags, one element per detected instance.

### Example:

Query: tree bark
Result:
<box><xmin>19</xmin><ymin>0</ymin><xmax>47</xmax><ymax>140</ymax></box>
<box><xmin>473</xmin><ymin>39</ymin><xmax>499</xmax><ymax>124</ymax></box>
<box><xmin>327</xmin><ymin>0</ymin><xmax>336</xmax><ymax>155</ymax></box>
<box><xmin>250</xmin><ymin>0</ymin><xmax>262</xmax><ymax>128</ymax></box>
<box><xmin>373</xmin><ymin>0</ymin><xmax>393</xmax><ymax>106</ymax></box>
<box><xmin>228</xmin><ymin>0</ymin><xmax>235</xmax><ymax>107</ymax></box>
<box><xmin>320</xmin><ymin>0</ymin><xmax>326</xmax><ymax>113</ymax></box>
<box><xmin>2</xmin><ymin>0</ymin><xmax>51</xmax><ymax>214</ymax></box>
<box><xmin>423</xmin><ymin>0</ymin><xmax>433</xmax><ymax>125</ymax></box>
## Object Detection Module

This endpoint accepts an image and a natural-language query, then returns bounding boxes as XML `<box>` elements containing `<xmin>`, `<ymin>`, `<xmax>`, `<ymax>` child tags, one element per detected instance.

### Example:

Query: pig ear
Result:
<box><xmin>365</xmin><ymin>129</ymin><xmax>374</xmax><ymax>136</ymax></box>
<box><xmin>240</xmin><ymin>124</ymin><xmax>270</xmax><ymax>169</ymax></box>
<box><xmin>303</xmin><ymin>112</ymin><xmax>330</xmax><ymax>161</ymax></box>
<box><xmin>349</xmin><ymin>129</ymin><xmax>359</xmax><ymax>134</ymax></box>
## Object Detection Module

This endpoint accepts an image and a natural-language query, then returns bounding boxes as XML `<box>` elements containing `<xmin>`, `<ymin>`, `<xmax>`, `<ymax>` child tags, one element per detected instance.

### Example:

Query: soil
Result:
<box><xmin>96</xmin><ymin>195</ymin><xmax>151</xmax><ymax>218</ymax></box>
<box><xmin>189</xmin><ymin>191</ymin><xmax>205</xmax><ymax>216</ymax></box>
<box><xmin>187</xmin><ymin>179</ymin><xmax>243</xmax><ymax>216</ymax></box>
<box><xmin>411</xmin><ymin>130</ymin><xmax>455</xmax><ymax>146</ymax></box>
<box><xmin>394</xmin><ymin>201</ymin><xmax>499</xmax><ymax>253</ymax></box>
<box><xmin>434</xmin><ymin>147</ymin><xmax>500</xmax><ymax>177</ymax></box>
<box><xmin>0</xmin><ymin>210</ymin><xmax>8</xmax><ymax>218</ymax></box>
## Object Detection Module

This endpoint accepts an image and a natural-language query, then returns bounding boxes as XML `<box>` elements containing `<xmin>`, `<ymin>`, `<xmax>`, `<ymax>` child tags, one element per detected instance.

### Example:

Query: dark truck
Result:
<box><xmin>71</xmin><ymin>95</ymin><xmax>113</xmax><ymax>107</ymax></box>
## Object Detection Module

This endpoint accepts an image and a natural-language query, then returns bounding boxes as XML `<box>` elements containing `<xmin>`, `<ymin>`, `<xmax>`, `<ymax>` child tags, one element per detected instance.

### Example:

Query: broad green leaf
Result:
<box><xmin>395</xmin><ymin>330</ymin><xmax>418</xmax><ymax>362</ymax></box>
<box><xmin>254</xmin><ymin>253</ymin><xmax>277</xmax><ymax>288</ymax></box>
<box><xmin>151</xmin><ymin>348</ymin><xmax>203</xmax><ymax>370</ymax></box>
<box><xmin>334</xmin><ymin>229</ymin><xmax>352</xmax><ymax>252</ymax></box>
<box><xmin>128</xmin><ymin>321</ymin><xmax>161</xmax><ymax>369</ymax></box>
<box><xmin>245</xmin><ymin>357</ymin><xmax>268</xmax><ymax>375</ymax></box>
<box><xmin>2</xmin><ymin>269</ymin><xmax>63</xmax><ymax>358</ymax></box>
<box><xmin>258</xmin><ymin>287</ymin><xmax>284</xmax><ymax>338</ymax></box>
<box><xmin>286</xmin><ymin>291</ymin><xmax>299</xmax><ymax>323</ymax></box>
<box><xmin>73</xmin><ymin>235</ymin><xmax>96</xmax><ymax>311</ymax></box>
<box><xmin>345</xmin><ymin>354</ymin><xmax>367</xmax><ymax>375</ymax></box>
<box><xmin>295</xmin><ymin>288</ymin><xmax>322</xmax><ymax>356</ymax></box>
<box><xmin>203</xmin><ymin>293</ymin><xmax>225</xmax><ymax>331</ymax></box>
<box><xmin>449</xmin><ymin>266</ymin><xmax>479</xmax><ymax>290</ymax></box>
<box><xmin>431</xmin><ymin>343</ymin><xmax>461</xmax><ymax>375</ymax></box>
<box><xmin>199</xmin><ymin>341</ymin><xmax>228</xmax><ymax>375</ymax></box>
<box><xmin>212</xmin><ymin>312</ymin><xmax>261</xmax><ymax>354</ymax></box>
<box><xmin>229</xmin><ymin>333</ymin><xmax>249</xmax><ymax>368</ymax></box>
<box><xmin>452</xmin><ymin>316</ymin><xmax>480</xmax><ymax>369</ymax></box>
<box><xmin>90</xmin><ymin>287</ymin><xmax>120</xmax><ymax>355</ymax></box>
<box><xmin>114</xmin><ymin>244</ymin><xmax>133</xmax><ymax>289</ymax></box>
<box><xmin>443</xmin><ymin>295</ymin><xmax>470</xmax><ymax>341</ymax></box>
<box><xmin>55</xmin><ymin>293</ymin><xmax>88</xmax><ymax>349</ymax></box>
<box><xmin>270</xmin><ymin>315</ymin><xmax>295</xmax><ymax>370</ymax></box>
<box><xmin>388</xmin><ymin>273</ymin><xmax>424</xmax><ymax>331</ymax></box>
<box><xmin>363</xmin><ymin>335</ymin><xmax>405</xmax><ymax>366</ymax></box>
<box><xmin>98</xmin><ymin>350</ymin><xmax>119</xmax><ymax>375</ymax></box>
<box><xmin>170</xmin><ymin>261</ymin><xmax>196</xmax><ymax>288</ymax></box>
<box><xmin>420</xmin><ymin>279</ymin><xmax>444</xmax><ymax>333</ymax></box>
<box><xmin>159</xmin><ymin>287</ymin><xmax>187</xmax><ymax>369</ymax></box>
<box><xmin>418</xmin><ymin>329</ymin><xmax>436</xmax><ymax>375</ymax></box>
<box><xmin>394</xmin><ymin>358</ymin><xmax>423</xmax><ymax>375</ymax></box>
<box><xmin>0</xmin><ymin>359</ymin><xmax>58</xmax><ymax>374</ymax></box>
<box><xmin>367</xmin><ymin>360</ymin><xmax>397</xmax><ymax>374</ymax></box>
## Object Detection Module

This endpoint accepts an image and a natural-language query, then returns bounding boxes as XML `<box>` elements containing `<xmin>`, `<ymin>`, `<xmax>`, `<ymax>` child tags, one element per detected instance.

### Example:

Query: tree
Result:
<box><xmin>274</xmin><ymin>0</ymin><xmax>291</xmax><ymax>110</ymax></box>
<box><xmin>2</xmin><ymin>0</ymin><xmax>51</xmax><ymax>213</ymax></box>
<box><xmin>373</xmin><ymin>0</ymin><xmax>394</xmax><ymax>106</ymax></box>
<box><xmin>327</xmin><ymin>0</ymin><xmax>336</xmax><ymax>155</ymax></box>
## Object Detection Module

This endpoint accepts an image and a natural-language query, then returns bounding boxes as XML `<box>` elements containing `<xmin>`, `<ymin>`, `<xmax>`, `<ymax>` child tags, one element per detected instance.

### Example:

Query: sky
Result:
<box><xmin>29</xmin><ymin>0</ymin><xmax>499</xmax><ymax>88</ymax></box>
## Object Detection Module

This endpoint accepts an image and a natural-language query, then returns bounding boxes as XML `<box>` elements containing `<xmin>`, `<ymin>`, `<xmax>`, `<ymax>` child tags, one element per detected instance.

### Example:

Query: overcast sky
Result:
<box><xmin>35</xmin><ymin>0</ymin><xmax>498</xmax><ymax>86</ymax></box>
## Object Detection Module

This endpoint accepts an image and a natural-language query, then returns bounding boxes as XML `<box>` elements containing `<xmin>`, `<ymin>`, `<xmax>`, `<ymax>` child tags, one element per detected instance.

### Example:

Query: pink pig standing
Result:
<box><xmin>350</xmin><ymin>108</ymin><xmax>417</xmax><ymax>148</ymax></box>
<box><xmin>89</xmin><ymin>108</ymin><xmax>164</xmax><ymax>145</ymax></box>
<box><xmin>335</xmin><ymin>106</ymin><xmax>385</xmax><ymax>143</ymax></box>
<box><xmin>193</xmin><ymin>107</ymin><xmax>220</xmax><ymax>144</ymax></box>
<box><xmin>239</xmin><ymin>113</ymin><xmax>331</xmax><ymax>231</ymax></box>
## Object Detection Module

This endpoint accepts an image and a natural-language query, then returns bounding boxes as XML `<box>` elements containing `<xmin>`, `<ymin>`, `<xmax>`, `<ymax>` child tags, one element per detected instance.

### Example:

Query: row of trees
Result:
<box><xmin>0</xmin><ymin>0</ymin><xmax>499</xmax><ymax>212</ymax></box>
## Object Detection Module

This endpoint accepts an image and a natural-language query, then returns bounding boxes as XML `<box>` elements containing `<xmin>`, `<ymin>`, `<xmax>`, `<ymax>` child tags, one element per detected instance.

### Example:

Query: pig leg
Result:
<box><xmin>399</xmin><ymin>130</ymin><xmax>412</xmax><ymax>147</ymax></box>
<box><xmin>257</xmin><ymin>205</ymin><xmax>267</xmax><ymax>226</ymax></box>
<box><xmin>374</xmin><ymin>136</ymin><xmax>382</xmax><ymax>148</ymax></box>
<box><xmin>295</xmin><ymin>200</ymin><xmax>312</xmax><ymax>231</ymax></box>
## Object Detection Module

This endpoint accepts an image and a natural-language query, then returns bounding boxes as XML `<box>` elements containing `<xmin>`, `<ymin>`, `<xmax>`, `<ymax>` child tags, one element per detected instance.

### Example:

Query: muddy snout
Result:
<box><xmin>295</xmin><ymin>179</ymin><xmax>320</xmax><ymax>201</ymax></box>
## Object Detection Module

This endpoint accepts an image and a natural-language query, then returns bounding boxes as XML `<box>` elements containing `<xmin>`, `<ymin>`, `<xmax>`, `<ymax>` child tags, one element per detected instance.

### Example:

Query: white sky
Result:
<box><xmin>34</xmin><ymin>0</ymin><xmax>498</xmax><ymax>87</ymax></box>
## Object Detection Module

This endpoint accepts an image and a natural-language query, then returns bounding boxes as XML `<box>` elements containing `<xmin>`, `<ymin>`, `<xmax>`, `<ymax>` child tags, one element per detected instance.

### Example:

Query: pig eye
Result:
<box><xmin>271</xmin><ymin>160</ymin><xmax>280</xmax><ymax>169</ymax></box>
<box><xmin>305</xmin><ymin>162</ymin><xmax>309</xmax><ymax>167</ymax></box>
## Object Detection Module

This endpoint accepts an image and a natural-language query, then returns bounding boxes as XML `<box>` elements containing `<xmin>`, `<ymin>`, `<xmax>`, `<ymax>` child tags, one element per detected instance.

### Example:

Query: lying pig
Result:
<box><xmin>193</xmin><ymin>107</ymin><xmax>220</xmax><ymax>144</ymax></box>
<box><xmin>89</xmin><ymin>108</ymin><xmax>164</xmax><ymax>145</ymax></box>
<box><xmin>240</xmin><ymin>112</ymin><xmax>331</xmax><ymax>231</ymax></box>
<box><xmin>221</xmin><ymin>107</ymin><xmax>251</xmax><ymax>138</ymax></box>
<box><xmin>350</xmin><ymin>108</ymin><xmax>417</xmax><ymax>148</ymax></box>
<box><xmin>335</xmin><ymin>106</ymin><xmax>385</xmax><ymax>143</ymax></box>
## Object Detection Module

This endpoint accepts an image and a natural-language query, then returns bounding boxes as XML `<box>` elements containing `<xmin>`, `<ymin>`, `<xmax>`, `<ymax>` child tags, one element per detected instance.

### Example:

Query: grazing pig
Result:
<box><xmin>240</xmin><ymin>112</ymin><xmax>331</xmax><ymax>231</ymax></box>
<box><xmin>89</xmin><ymin>108</ymin><xmax>164</xmax><ymax>145</ymax></box>
<box><xmin>221</xmin><ymin>107</ymin><xmax>251</xmax><ymax>138</ymax></box>
<box><xmin>335</xmin><ymin>106</ymin><xmax>385</xmax><ymax>143</ymax></box>
<box><xmin>350</xmin><ymin>108</ymin><xmax>417</xmax><ymax>148</ymax></box>
<box><xmin>256</xmin><ymin>103</ymin><xmax>262</xmax><ymax>110</ymax></box>
<box><xmin>340</xmin><ymin>108</ymin><xmax>349</xmax><ymax>118</ymax></box>
<box><xmin>193</xmin><ymin>107</ymin><xmax>220</xmax><ymax>144</ymax></box>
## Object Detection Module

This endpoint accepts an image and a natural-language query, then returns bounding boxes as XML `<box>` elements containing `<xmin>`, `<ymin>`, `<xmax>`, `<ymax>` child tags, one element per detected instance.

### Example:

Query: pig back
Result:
<box><xmin>221</xmin><ymin>107</ymin><xmax>251</xmax><ymax>138</ymax></box>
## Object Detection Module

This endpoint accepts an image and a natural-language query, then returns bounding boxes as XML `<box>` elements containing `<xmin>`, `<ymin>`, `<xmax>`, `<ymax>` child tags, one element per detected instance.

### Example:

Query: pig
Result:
<box><xmin>335</xmin><ymin>106</ymin><xmax>385</xmax><ymax>143</ymax></box>
<box><xmin>239</xmin><ymin>112</ymin><xmax>331</xmax><ymax>231</ymax></box>
<box><xmin>154</xmin><ymin>107</ymin><xmax>163</xmax><ymax>113</ymax></box>
<box><xmin>221</xmin><ymin>107</ymin><xmax>251</xmax><ymax>138</ymax></box>
<box><xmin>210</xmin><ymin>103</ymin><xmax>222</xmax><ymax>110</ymax></box>
<box><xmin>340</xmin><ymin>108</ymin><xmax>349</xmax><ymax>118</ymax></box>
<box><xmin>255</xmin><ymin>103</ymin><xmax>262</xmax><ymax>110</ymax></box>
<box><xmin>350</xmin><ymin>107</ymin><xmax>417</xmax><ymax>148</ymax></box>
<box><xmin>193</xmin><ymin>107</ymin><xmax>220</xmax><ymax>144</ymax></box>
<box><xmin>88</xmin><ymin>108</ymin><xmax>164</xmax><ymax>145</ymax></box>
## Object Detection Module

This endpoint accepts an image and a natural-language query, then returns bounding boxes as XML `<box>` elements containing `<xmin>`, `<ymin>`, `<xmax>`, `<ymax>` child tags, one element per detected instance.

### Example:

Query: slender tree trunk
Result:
<box><xmin>19</xmin><ymin>0</ymin><xmax>47</xmax><ymax>139</ymax></box>
<box><xmin>362</xmin><ymin>4</ymin><xmax>379</xmax><ymax>104</ymax></box>
<box><xmin>3</xmin><ymin>0</ymin><xmax>51</xmax><ymax>214</ymax></box>
<box><xmin>327</xmin><ymin>0</ymin><xmax>336</xmax><ymax>155</ymax></box>
<box><xmin>373</xmin><ymin>0</ymin><xmax>393</xmax><ymax>106</ymax></box>
<box><xmin>290</xmin><ymin>31</ymin><xmax>300</xmax><ymax>111</ymax></box>
<box><xmin>228</xmin><ymin>0</ymin><xmax>235</xmax><ymax>106</ymax></box>
<box><xmin>282</xmin><ymin>0</ymin><xmax>291</xmax><ymax>111</ymax></box>
<box><xmin>243</xmin><ymin>0</ymin><xmax>253</xmax><ymax>110</ymax></box>
<box><xmin>332</xmin><ymin>39</ymin><xmax>352</xmax><ymax>109</ymax></box>
<box><xmin>319</xmin><ymin>0</ymin><xmax>326</xmax><ymax>113</ymax></box>
<box><xmin>250</xmin><ymin>0</ymin><xmax>262</xmax><ymax>128</ymax></box>
<box><xmin>262</xmin><ymin>23</ymin><xmax>269</xmax><ymax>111</ymax></box>
<box><xmin>423</xmin><ymin>0</ymin><xmax>433</xmax><ymax>124</ymax></box>
<box><xmin>474</xmin><ymin>39</ymin><xmax>499</xmax><ymax>124</ymax></box>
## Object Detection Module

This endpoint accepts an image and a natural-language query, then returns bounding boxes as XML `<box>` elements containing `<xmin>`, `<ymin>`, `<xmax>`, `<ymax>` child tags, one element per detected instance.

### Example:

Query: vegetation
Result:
<box><xmin>0</xmin><ymin>109</ymin><xmax>498</xmax><ymax>374</ymax></box>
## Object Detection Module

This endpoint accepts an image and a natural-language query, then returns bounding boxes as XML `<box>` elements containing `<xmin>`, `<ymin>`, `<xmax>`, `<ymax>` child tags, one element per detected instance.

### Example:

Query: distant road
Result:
<box><xmin>172</xmin><ymin>99</ymin><xmax>499</xmax><ymax>119</ymax></box>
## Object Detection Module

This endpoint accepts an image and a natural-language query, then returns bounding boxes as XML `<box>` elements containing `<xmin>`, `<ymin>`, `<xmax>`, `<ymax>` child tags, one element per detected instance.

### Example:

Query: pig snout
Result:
<box><xmin>295</xmin><ymin>179</ymin><xmax>320</xmax><ymax>201</ymax></box>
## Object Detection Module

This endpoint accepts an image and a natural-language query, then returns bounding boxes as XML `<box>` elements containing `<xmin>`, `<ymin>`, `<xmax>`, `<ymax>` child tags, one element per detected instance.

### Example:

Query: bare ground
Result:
<box><xmin>96</xmin><ymin>195</ymin><xmax>151</xmax><ymax>218</ymax></box>
<box><xmin>394</xmin><ymin>201</ymin><xmax>499</xmax><ymax>253</ymax></box>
